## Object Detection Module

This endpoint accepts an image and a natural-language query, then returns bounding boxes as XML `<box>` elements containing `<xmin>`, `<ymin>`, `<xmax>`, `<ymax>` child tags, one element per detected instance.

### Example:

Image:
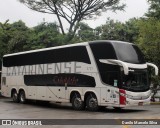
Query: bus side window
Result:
<box><xmin>2</xmin><ymin>77</ymin><xmax>6</xmax><ymax>85</ymax></box>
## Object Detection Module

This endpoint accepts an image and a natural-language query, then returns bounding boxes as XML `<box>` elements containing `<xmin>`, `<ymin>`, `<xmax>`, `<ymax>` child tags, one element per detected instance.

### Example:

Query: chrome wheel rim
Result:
<box><xmin>74</xmin><ymin>98</ymin><xmax>82</xmax><ymax>108</ymax></box>
<box><xmin>13</xmin><ymin>93</ymin><xmax>17</xmax><ymax>101</ymax></box>
<box><xmin>89</xmin><ymin>98</ymin><xmax>98</xmax><ymax>108</ymax></box>
<box><xmin>20</xmin><ymin>94</ymin><xmax>25</xmax><ymax>102</ymax></box>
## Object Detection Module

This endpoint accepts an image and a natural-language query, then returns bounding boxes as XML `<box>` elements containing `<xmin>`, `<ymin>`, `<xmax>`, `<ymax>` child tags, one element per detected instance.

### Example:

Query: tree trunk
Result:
<box><xmin>53</xmin><ymin>3</ymin><xmax>65</xmax><ymax>35</ymax></box>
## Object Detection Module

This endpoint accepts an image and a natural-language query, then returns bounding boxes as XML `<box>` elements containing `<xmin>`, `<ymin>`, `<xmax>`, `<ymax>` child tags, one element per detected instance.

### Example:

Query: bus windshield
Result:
<box><xmin>121</xmin><ymin>70</ymin><xmax>149</xmax><ymax>92</ymax></box>
<box><xmin>113</xmin><ymin>43</ymin><xmax>146</xmax><ymax>64</ymax></box>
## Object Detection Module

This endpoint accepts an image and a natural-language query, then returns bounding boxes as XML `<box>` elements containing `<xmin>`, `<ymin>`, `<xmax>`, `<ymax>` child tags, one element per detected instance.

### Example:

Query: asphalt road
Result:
<box><xmin>0</xmin><ymin>97</ymin><xmax>160</xmax><ymax>128</ymax></box>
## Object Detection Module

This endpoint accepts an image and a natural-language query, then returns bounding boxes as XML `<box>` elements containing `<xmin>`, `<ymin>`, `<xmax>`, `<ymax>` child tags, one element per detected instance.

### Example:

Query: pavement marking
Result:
<box><xmin>122</xmin><ymin>126</ymin><xmax>131</xmax><ymax>128</ymax></box>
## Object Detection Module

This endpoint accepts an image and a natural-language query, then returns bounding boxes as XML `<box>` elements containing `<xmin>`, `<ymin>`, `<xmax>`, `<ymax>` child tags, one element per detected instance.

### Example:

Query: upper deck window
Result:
<box><xmin>3</xmin><ymin>46</ymin><xmax>91</xmax><ymax>67</ymax></box>
<box><xmin>113</xmin><ymin>43</ymin><xmax>146</xmax><ymax>64</ymax></box>
<box><xmin>90</xmin><ymin>41</ymin><xmax>146</xmax><ymax>64</ymax></box>
<box><xmin>89</xmin><ymin>42</ymin><xmax>117</xmax><ymax>60</ymax></box>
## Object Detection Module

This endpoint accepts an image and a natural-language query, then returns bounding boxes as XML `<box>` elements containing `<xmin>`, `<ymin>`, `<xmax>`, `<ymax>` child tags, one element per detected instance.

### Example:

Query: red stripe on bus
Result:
<box><xmin>119</xmin><ymin>89</ymin><xmax>126</xmax><ymax>105</ymax></box>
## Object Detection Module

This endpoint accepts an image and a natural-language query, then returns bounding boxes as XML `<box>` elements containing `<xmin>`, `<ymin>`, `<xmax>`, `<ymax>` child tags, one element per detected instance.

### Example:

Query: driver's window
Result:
<box><xmin>106</xmin><ymin>71</ymin><xmax>119</xmax><ymax>87</ymax></box>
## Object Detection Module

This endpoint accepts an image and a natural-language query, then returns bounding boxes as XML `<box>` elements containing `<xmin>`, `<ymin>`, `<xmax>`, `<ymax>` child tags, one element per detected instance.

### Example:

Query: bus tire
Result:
<box><xmin>19</xmin><ymin>91</ymin><xmax>26</xmax><ymax>104</ymax></box>
<box><xmin>12</xmin><ymin>91</ymin><xmax>19</xmax><ymax>103</ymax></box>
<box><xmin>71</xmin><ymin>94</ymin><xmax>85</xmax><ymax>110</ymax></box>
<box><xmin>86</xmin><ymin>94</ymin><xmax>99</xmax><ymax>111</ymax></box>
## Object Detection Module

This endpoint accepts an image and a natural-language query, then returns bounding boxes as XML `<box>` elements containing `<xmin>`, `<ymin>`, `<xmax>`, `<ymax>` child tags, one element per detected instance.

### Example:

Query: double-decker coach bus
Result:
<box><xmin>1</xmin><ymin>40</ymin><xmax>158</xmax><ymax>111</ymax></box>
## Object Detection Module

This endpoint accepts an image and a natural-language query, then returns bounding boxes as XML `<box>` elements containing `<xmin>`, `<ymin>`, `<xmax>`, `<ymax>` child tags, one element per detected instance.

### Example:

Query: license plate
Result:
<box><xmin>138</xmin><ymin>102</ymin><xmax>143</xmax><ymax>106</ymax></box>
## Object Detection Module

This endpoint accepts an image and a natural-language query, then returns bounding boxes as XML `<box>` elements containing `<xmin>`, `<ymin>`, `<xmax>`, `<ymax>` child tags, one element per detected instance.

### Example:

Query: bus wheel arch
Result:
<box><xmin>19</xmin><ymin>89</ymin><xmax>26</xmax><ymax>104</ymax></box>
<box><xmin>70</xmin><ymin>91</ymin><xmax>85</xmax><ymax>110</ymax></box>
<box><xmin>11</xmin><ymin>88</ymin><xmax>19</xmax><ymax>103</ymax></box>
<box><xmin>84</xmin><ymin>92</ymin><xmax>99</xmax><ymax>111</ymax></box>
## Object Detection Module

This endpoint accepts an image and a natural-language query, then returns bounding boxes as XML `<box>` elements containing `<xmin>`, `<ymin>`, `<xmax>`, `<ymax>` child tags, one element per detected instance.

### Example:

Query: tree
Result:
<box><xmin>7</xmin><ymin>20</ymin><xmax>30</xmax><ymax>53</ymax></box>
<box><xmin>0</xmin><ymin>20</ymin><xmax>12</xmax><ymax>58</ymax></box>
<box><xmin>76</xmin><ymin>22</ymin><xmax>96</xmax><ymax>41</ymax></box>
<box><xmin>0</xmin><ymin>20</ymin><xmax>64</xmax><ymax>61</ymax></box>
<box><xmin>137</xmin><ymin>18</ymin><xmax>160</xmax><ymax>67</ymax></box>
<box><xmin>123</xmin><ymin>18</ymin><xmax>140</xmax><ymax>42</ymax></box>
<box><xmin>99</xmin><ymin>19</ymin><xmax>125</xmax><ymax>40</ymax></box>
<box><xmin>146</xmin><ymin>0</ymin><xmax>160</xmax><ymax>19</ymax></box>
<box><xmin>142</xmin><ymin>0</ymin><xmax>160</xmax><ymax>91</ymax></box>
<box><xmin>93</xmin><ymin>18</ymin><xmax>140</xmax><ymax>42</ymax></box>
<box><xmin>18</xmin><ymin>0</ymin><xmax>125</xmax><ymax>40</ymax></box>
<box><xmin>27</xmin><ymin>22</ymin><xmax>63</xmax><ymax>50</ymax></box>
<box><xmin>136</xmin><ymin>18</ymin><xmax>160</xmax><ymax>86</ymax></box>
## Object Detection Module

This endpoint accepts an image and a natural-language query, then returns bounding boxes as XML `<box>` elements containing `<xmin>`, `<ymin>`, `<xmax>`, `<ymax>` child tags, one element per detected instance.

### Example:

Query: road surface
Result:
<box><xmin>0</xmin><ymin>97</ymin><xmax>159</xmax><ymax>128</ymax></box>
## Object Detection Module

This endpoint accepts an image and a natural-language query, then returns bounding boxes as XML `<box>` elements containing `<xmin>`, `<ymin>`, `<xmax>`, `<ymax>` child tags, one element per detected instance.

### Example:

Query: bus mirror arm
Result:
<box><xmin>99</xmin><ymin>59</ymin><xmax>129</xmax><ymax>75</ymax></box>
<box><xmin>147</xmin><ymin>63</ymin><xmax>159</xmax><ymax>76</ymax></box>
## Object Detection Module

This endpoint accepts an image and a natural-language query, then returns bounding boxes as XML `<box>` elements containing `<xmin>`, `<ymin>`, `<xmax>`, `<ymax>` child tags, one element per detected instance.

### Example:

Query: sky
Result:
<box><xmin>0</xmin><ymin>0</ymin><xmax>149</xmax><ymax>29</ymax></box>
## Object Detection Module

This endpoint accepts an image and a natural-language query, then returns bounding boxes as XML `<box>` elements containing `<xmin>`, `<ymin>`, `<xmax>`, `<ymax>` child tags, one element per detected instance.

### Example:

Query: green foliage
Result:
<box><xmin>8</xmin><ymin>20</ymin><xmax>30</xmax><ymax>53</ymax></box>
<box><xmin>27</xmin><ymin>22</ymin><xmax>62</xmax><ymax>50</ymax></box>
<box><xmin>123</xmin><ymin>18</ymin><xmax>140</xmax><ymax>43</ymax></box>
<box><xmin>146</xmin><ymin>0</ymin><xmax>160</xmax><ymax>19</ymax></box>
<box><xmin>0</xmin><ymin>20</ymin><xmax>62</xmax><ymax>60</ymax></box>
<box><xmin>77</xmin><ymin>23</ymin><xmax>97</xmax><ymax>41</ymax></box>
<box><xmin>0</xmin><ymin>20</ymin><xmax>31</xmax><ymax>56</ymax></box>
<box><xmin>99</xmin><ymin>19</ymin><xmax>125</xmax><ymax>40</ymax></box>
<box><xmin>93</xmin><ymin>18</ymin><xmax>139</xmax><ymax>43</ymax></box>
<box><xmin>0</xmin><ymin>20</ymin><xmax>12</xmax><ymax>58</ymax></box>
<box><xmin>136</xmin><ymin>18</ymin><xmax>160</xmax><ymax>70</ymax></box>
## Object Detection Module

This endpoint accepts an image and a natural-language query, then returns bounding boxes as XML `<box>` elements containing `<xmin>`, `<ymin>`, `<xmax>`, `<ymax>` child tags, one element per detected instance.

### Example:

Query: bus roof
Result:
<box><xmin>4</xmin><ymin>42</ymin><xmax>88</xmax><ymax>57</ymax></box>
<box><xmin>4</xmin><ymin>40</ymin><xmax>134</xmax><ymax>57</ymax></box>
<box><xmin>89</xmin><ymin>40</ymin><xmax>133</xmax><ymax>45</ymax></box>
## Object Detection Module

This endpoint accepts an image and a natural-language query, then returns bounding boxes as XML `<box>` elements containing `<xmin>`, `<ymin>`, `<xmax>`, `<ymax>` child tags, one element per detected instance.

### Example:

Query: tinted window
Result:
<box><xmin>3</xmin><ymin>46</ymin><xmax>91</xmax><ymax>67</ymax></box>
<box><xmin>90</xmin><ymin>41</ymin><xmax>146</xmax><ymax>86</ymax></box>
<box><xmin>97</xmin><ymin>64</ymin><xmax>120</xmax><ymax>86</ymax></box>
<box><xmin>89</xmin><ymin>42</ymin><xmax>117</xmax><ymax>60</ymax></box>
<box><xmin>113</xmin><ymin>43</ymin><xmax>146</xmax><ymax>64</ymax></box>
<box><xmin>90</xmin><ymin>42</ymin><xmax>120</xmax><ymax>86</ymax></box>
<box><xmin>24</xmin><ymin>74</ymin><xmax>96</xmax><ymax>87</ymax></box>
<box><xmin>106</xmin><ymin>71</ymin><xmax>119</xmax><ymax>87</ymax></box>
<box><xmin>121</xmin><ymin>69</ymin><xmax>149</xmax><ymax>92</ymax></box>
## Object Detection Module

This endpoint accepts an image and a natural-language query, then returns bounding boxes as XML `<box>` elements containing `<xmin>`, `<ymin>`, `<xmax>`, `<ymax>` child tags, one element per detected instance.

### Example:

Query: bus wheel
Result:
<box><xmin>86</xmin><ymin>94</ymin><xmax>99</xmax><ymax>111</ymax></box>
<box><xmin>72</xmin><ymin>94</ymin><xmax>84</xmax><ymax>110</ymax></box>
<box><xmin>12</xmin><ymin>91</ymin><xmax>19</xmax><ymax>103</ymax></box>
<box><xmin>19</xmin><ymin>91</ymin><xmax>26</xmax><ymax>104</ymax></box>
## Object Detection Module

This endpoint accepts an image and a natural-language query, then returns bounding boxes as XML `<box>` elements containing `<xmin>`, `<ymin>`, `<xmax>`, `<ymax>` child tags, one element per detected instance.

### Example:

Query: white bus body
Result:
<box><xmin>1</xmin><ymin>40</ymin><xmax>158</xmax><ymax>111</ymax></box>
